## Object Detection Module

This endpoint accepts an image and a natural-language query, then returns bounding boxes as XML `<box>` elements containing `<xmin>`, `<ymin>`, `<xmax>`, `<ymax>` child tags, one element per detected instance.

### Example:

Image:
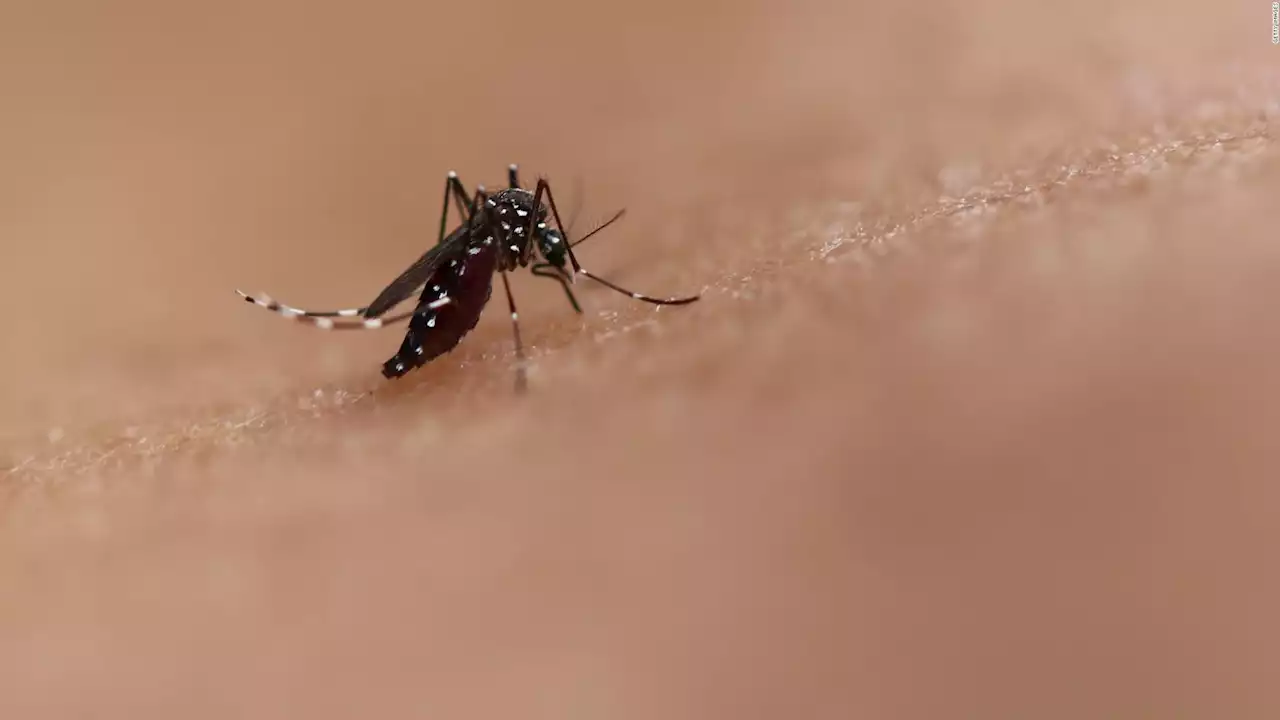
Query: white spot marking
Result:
<box><xmin>501</xmin><ymin>222</ymin><xmax>511</xmax><ymax>231</ymax></box>
<box><xmin>363</xmin><ymin>318</ymin><xmax>383</xmax><ymax>329</ymax></box>
<box><xmin>448</xmin><ymin>170</ymin><xmax>457</xmax><ymax>178</ymax></box>
<box><xmin>338</xmin><ymin>309</ymin><xmax>359</xmax><ymax>317</ymax></box>
<box><xmin>427</xmin><ymin>317</ymin><xmax>436</xmax><ymax>327</ymax></box>
<box><xmin>516</xmin><ymin>209</ymin><xmax>528</xmax><ymax>217</ymax></box>
<box><xmin>514</xmin><ymin>226</ymin><xmax>524</xmax><ymax>235</ymax></box>
<box><xmin>314</xmin><ymin>317</ymin><xmax>335</xmax><ymax>330</ymax></box>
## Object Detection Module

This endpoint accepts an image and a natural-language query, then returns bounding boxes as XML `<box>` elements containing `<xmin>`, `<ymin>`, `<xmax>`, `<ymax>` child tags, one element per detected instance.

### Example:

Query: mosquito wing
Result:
<box><xmin>364</xmin><ymin>225</ymin><xmax>473</xmax><ymax>319</ymax></box>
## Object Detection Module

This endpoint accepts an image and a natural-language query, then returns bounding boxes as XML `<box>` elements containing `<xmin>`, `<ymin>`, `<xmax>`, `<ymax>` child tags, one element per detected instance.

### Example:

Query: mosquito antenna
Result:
<box><xmin>564</xmin><ymin>174</ymin><xmax>585</xmax><ymax>236</ymax></box>
<box><xmin>569</xmin><ymin>208</ymin><xmax>627</xmax><ymax>248</ymax></box>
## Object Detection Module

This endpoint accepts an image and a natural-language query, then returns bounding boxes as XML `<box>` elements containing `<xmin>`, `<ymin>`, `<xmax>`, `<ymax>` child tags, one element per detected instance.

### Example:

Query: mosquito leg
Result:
<box><xmin>508</xmin><ymin>163</ymin><xmax>521</xmax><ymax>189</ymax></box>
<box><xmin>531</xmin><ymin>263</ymin><xmax>583</xmax><ymax>313</ymax></box>
<box><xmin>438</xmin><ymin>171</ymin><xmax>475</xmax><ymax>245</ymax></box>
<box><xmin>235</xmin><ymin>290</ymin><xmax>450</xmax><ymax>329</ymax></box>
<box><xmin>498</xmin><ymin>270</ymin><xmax>528</xmax><ymax>393</ymax></box>
<box><xmin>234</xmin><ymin>174</ymin><xmax>469</xmax><ymax>322</ymax></box>
<box><xmin>237</xmin><ymin>170</ymin><xmax>481</xmax><ymax>333</ymax></box>
<box><xmin>530</xmin><ymin>178</ymin><xmax>700</xmax><ymax>306</ymax></box>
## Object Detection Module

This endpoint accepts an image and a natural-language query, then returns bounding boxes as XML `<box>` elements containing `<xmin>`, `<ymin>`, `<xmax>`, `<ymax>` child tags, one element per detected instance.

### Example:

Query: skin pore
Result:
<box><xmin>1</xmin><ymin>0</ymin><xmax>1277</xmax><ymax>717</ymax></box>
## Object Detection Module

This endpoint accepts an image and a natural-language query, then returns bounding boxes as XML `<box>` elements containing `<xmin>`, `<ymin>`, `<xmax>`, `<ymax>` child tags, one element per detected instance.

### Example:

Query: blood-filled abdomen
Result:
<box><xmin>381</xmin><ymin>243</ymin><xmax>499</xmax><ymax>379</ymax></box>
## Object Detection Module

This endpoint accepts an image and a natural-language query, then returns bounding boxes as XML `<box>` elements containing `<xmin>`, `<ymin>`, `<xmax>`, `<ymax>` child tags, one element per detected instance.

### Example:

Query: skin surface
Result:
<box><xmin>2</xmin><ymin>0</ymin><xmax>1278</xmax><ymax>716</ymax></box>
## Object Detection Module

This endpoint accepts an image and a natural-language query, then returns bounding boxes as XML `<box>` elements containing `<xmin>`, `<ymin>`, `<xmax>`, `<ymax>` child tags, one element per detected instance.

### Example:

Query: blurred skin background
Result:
<box><xmin>1</xmin><ymin>0</ymin><xmax>1278</xmax><ymax>716</ymax></box>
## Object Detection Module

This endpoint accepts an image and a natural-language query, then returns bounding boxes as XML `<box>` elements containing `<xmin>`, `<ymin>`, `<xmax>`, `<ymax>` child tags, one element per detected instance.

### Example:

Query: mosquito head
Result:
<box><xmin>536</xmin><ymin>226</ymin><xmax>570</xmax><ymax>270</ymax></box>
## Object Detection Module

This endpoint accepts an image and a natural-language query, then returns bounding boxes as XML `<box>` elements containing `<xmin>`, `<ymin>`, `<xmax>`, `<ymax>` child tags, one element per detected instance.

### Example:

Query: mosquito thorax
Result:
<box><xmin>481</xmin><ymin>188</ymin><xmax>548</xmax><ymax>269</ymax></box>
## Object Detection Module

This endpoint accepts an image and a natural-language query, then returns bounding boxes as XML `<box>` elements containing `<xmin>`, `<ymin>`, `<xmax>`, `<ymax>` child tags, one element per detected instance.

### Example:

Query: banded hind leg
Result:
<box><xmin>236</xmin><ymin>169</ymin><xmax>479</xmax><ymax>326</ymax></box>
<box><xmin>235</xmin><ymin>290</ymin><xmax>451</xmax><ymax>329</ymax></box>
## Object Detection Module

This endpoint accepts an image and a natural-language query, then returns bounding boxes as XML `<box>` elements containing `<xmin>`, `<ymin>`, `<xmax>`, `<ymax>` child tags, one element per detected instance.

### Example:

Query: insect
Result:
<box><xmin>236</xmin><ymin>164</ymin><xmax>700</xmax><ymax>390</ymax></box>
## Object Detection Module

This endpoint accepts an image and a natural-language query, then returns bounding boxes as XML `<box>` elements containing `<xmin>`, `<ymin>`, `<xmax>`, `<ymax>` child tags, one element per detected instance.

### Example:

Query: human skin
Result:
<box><xmin>1</xmin><ymin>0</ymin><xmax>1278</xmax><ymax>717</ymax></box>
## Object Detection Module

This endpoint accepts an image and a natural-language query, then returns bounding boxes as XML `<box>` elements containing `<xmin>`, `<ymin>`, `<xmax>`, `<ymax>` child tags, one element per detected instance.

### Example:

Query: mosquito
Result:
<box><xmin>236</xmin><ymin>164</ymin><xmax>700</xmax><ymax>390</ymax></box>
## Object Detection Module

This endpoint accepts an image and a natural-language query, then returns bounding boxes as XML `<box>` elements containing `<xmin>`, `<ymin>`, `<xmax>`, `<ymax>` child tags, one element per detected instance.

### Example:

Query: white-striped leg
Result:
<box><xmin>236</xmin><ymin>290</ymin><xmax>451</xmax><ymax>330</ymax></box>
<box><xmin>497</xmin><ymin>270</ymin><xmax>528</xmax><ymax>393</ymax></box>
